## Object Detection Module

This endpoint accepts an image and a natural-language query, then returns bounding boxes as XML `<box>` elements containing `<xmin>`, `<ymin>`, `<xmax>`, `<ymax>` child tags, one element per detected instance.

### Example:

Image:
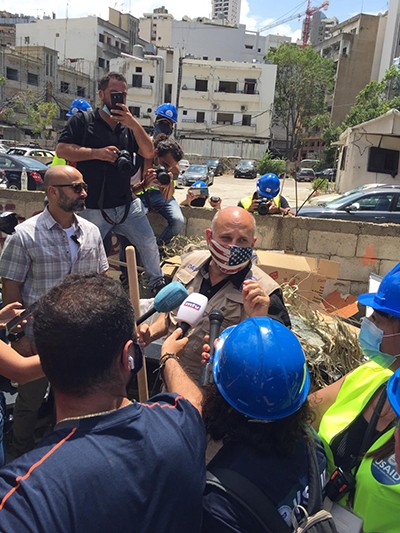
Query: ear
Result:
<box><xmin>121</xmin><ymin>340</ymin><xmax>133</xmax><ymax>372</ymax></box>
<box><xmin>205</xmin><ymin>228</ymin><xmax>212</xmax><ymax>244</ymax></box>
<box><xmin>99</xmin><ymin>89</ymin><xmax>104</xmax><ymax>102</ymax></box>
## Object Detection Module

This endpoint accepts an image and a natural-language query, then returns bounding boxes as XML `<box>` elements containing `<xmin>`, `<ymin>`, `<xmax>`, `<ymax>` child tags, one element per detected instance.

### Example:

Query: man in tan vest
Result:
<box><xmin>138</xmin><ymin>206</ymin><xmax>290</xmax><ymax>381</ymax></box>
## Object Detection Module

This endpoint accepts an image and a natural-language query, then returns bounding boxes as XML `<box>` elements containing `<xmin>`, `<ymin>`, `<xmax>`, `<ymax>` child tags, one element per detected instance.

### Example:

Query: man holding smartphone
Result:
<box><xmin>56</xmin><ymin>72</ymin><xmax>166</xmax><ymax>293</ymax></box>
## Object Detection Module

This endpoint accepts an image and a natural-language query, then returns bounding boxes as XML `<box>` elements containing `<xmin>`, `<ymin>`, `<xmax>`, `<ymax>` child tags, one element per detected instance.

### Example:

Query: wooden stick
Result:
<box><xmin>125</xmin><ymin>245</ymin><xmax>149</xmax><ymax>402</ymax></box>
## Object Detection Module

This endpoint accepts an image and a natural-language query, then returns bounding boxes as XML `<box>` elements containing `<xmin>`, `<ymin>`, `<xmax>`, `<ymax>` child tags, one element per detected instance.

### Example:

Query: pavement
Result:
<box><xmin>174</xmin><ymin>173</ymin><xmax>314</xmax><ymax>212</ymax></box>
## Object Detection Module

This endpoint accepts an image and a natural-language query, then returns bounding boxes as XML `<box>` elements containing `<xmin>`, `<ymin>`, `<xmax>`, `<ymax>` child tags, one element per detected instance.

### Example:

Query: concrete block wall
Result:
<box><xmin>1</xmin><ymin>191</ymin><xmax>398</xmax><ymax>297</ymax></box>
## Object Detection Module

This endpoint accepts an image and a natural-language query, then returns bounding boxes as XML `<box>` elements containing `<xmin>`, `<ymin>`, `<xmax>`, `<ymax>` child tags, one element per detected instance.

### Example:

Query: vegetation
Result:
<box><xmin>267</xmin><ymin>44</ymin><xmax>336</xmax><ymax>161</ymax></box>
<box><xmin>257</xmin><ymin>152</ymin><xmax>286</xmax><ymax>175</ymax></box>
<box><xmin>311</xmin><ymin>177</ymin><xmax>330</xmax><ymax>193</ymax></box>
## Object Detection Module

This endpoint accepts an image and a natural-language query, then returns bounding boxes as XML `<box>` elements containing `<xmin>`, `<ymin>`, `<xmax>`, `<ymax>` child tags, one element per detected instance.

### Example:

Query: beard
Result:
<box><xmin>57</xmin><ymin>190</ymin><xmax>85</xmax><ymax>213</ymax></box>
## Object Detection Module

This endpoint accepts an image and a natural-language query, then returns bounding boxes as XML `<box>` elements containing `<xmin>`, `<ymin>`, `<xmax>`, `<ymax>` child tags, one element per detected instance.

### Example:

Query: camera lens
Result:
<box><xmin>258</xmin><ymin>201</ymin><xmax>270</xmax><ymax>215</ymax></box>
<box><xmin>116</xmin><ymin>150</ymin><xmax>134</xmax><ymax>178</ymax></box>
<box><xmin>156</xmin><ymin>166</ymin><xmax>171</xmax><ymax>185</ymax></box>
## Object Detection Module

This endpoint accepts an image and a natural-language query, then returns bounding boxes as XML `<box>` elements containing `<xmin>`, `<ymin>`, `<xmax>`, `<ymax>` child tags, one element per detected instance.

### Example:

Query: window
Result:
<box><xmin>129</xmin><ymin>106</ymin><xmax>140</xmax><ymax>117</ymax></box>
<box><xmin>99</xmin><ymin>34</ymin><xmax>104</xmax><ymax>43</ymax></box>
<box><xmin>132</xmin><ymin>75</ymin><xmax>142</xmax><ymax>88</ymax></box>
<box><xmin>242</xmin><ymin>115</ymin><xmax>251</xmax><ymax>126</ymax></box>
<box><xmin>60</xmin><ymin>81</ymin><xmax>70</xmax><ymax>94</ymax></box>
<box><xmin>107</xmin><ymin>36</ymin><xmax>111</xmax><ymax>45</ymax></box>
<box><xmin>368</xmin><ymin>147</ymin><xmax>399</xmax><ymax>176</ymax></box>
<box><xmin>121</xmin><ymin>43</ymin><xmax>127</xmax><ymax>52</ymax></box>
<box><xmin>6</xmin><ymin>67</ymin><xmax>18</xmax><ymax>81</ymax></box>
<box><xmin>216</xmin><ymin>113</ymin><xmax>233</xmax><ymax>125</ymax></box>
<box><xmin>115</xmin><ymin>41</ymin><xmax>120</xmax><ymax>48</ymax></box>
<box><xmin>98</xmin><ymin>57</ymin><xmax>105</xmax><ymax>68</ymax></box>
<box><xmin>245</xmin><ymin>44</ymin><xmax>253</xmax><ymax>49</ymax></box>
<box><xmin>150</xmin><ymin>76</ymin><xmax>155</xmax><ymax>83</ymax></box>
<box><xmin>27</xmin><ymin>72</ymin><xmax>39</xmax><ymax>86</ymax></box>
<box><xmin>244</xmin><ymin>80</ymin><xmax>256</xmax><ymax>94</ymax></box>
<box><xmin>183</xmin><ymin>110</ymin><xmax>187</xmax><ymax>115</ymax></box>
<box><xmin>203</xmin><ymin>56</ymin><xmax>208</xmax><ymax>60</ymax></box>
<box><xmin>356</xmin><ymin>193</ymin><xmax>395</xmax><ymax>211</ymax></box>
<box><xmin>195</xmin><ymin>79</ymin><xmax>208</xmax><ymax>91</ymax></box>
<box><xmin>135</xmin><ymin>67</ymin><xmax>142</xmax><ymax>73</ymax></box>
<box><xmin>216</xmin><ymin>57</ymin><xmax>221</xmax><ymax>61</ymax></box>
<box><xmin>340</xmin><ymin>146</ymin><xmax>347</xmax><ymax>170</ymax></box>
<box><xmin>218</xmin><ymin>81</ymin><xmax>237</xmax><ymax>93</ymax></box>
<box><xmin>77</xmin><ymin>86</ymin><xmax>85</xmax><ymax>97</ymax></box>
<box><xmin>196</xmin><ymin>111</ymin><xmax>205</xmax><ymax>123</ymax></box>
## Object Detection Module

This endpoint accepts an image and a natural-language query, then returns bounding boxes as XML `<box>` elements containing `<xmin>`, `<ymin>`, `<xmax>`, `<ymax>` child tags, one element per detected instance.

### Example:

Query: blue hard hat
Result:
<box><xmin>387</xmin><ymin>368</ymin><xmax>400</xmax><ymax>417</ymax></box>
<box><xmin>213</xmin><ymin>317</ymin><xmax>310</xmax><ymax>421</ymax></box>
<box><xmin>192</xmin><ymin>180</ymin><xmax>207</xmax><ymax>188</ymax></box>
<box><xmin>67</xmin><ymin>99</ymin><xmax>92</xmax><ymax>117</ymax></box>
<box><xmin>154</xmin><ymin>103</ymin><xmax>177</xmax><ymax>123</ymax></box>
<box><xmin>257</xmin><ymin>173</ymin><xmax>280</xmax><ymax>199</ymax></box>
<box><xmin>358</xmin><ymin>263</ymin><xmax>400</xmax><ymax>318</ymax></box>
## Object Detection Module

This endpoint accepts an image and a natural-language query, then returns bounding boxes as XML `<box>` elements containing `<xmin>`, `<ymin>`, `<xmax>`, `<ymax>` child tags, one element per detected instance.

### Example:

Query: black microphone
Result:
<box><xmin>71</xmin><ymin>234</ymin><xmax>79</xmax><ymax>244</ymax></box>
<box><xmin>198</xmin><ymin>309</ymin><xmax>224</xmax><ymax>386</ymax></box>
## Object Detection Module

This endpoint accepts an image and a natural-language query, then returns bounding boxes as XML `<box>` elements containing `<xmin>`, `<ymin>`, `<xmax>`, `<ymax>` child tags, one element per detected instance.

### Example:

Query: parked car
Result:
<box><xmin>308</xmin><ymin>183</ymin><xmax>391</xmax><ymax>206</ymax></box>
<box><xmin>0</xmin><ymin>154</ymin><xmax>47</xmax><ymax>190</ymax></box>
<box><xmin>315</xmin><ymin>168</ymin><xmax>336</xmax><ymax>181</ymax></box>
<box><xmin>181</xmin><ymin>165</ymin><xmax>214</xmax><ymax>186</ymax></box>
<box><xmin>0</xmin><ymin>170</ymin><xmax>8</xmax><ymax>190</ymax></box>
<box><xmin>0</xmin><ymin>143</ymin><xmax>8</xmax><ymax>153</ymax></box>
<box><xmin>179</xmin><ymin>159</ymin><xmax>190</xmax><ymax>173</ymax></box>
<box><xmin>234</xmin><ymin>160</ymin><xmax>258</xmax><ymax>179</ymax></box>
<box><xmin>297</xmin><ymin>185</ymin><xmax>400</xmax><ymax>223</ymax></box>
<box><xmin>204</xmin><ymin>159</ymin><xmax>224</xmax><ymax>176</ymax></box>
<box><xmin>296</xmin><ymin>168</ymin><xmax>315</xmax><ymax>182</ymax></box>
<box><xmin>7</xmin><ymin>147</ymin><xmax>55</xmax><ymax>165</ymax></box>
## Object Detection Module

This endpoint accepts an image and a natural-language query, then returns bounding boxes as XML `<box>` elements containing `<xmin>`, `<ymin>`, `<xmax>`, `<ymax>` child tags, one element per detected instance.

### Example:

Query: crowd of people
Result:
<box><xmin>0</xmin><ymin>70</ymin><xmax>398</xmax><ymax>532</ymax></box>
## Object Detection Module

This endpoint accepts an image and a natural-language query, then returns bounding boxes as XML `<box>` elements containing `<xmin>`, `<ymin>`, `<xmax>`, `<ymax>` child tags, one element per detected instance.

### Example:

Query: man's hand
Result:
<box><xmin>248</xmin><ymin>197</ymin><xmax>260</xmax><ymax>213</ymax></box>
<box><xmin>95</xmin><ymin>146</ymin><xmax>120</xmax><ymax>163</ymax></box>
<box><xmin>242</xmin><ymin>279</ymin><xmax>270</xmax><ymax>317</ymax></box>
<box><xmin>161</xmin><ymin>328</ymin><xmax>189</xmax><ymax>359</ymax></box>
<box><xmin>109</xmin><ymin>104</ymin><xmax>136</xmax><ymax>129</ymax></box>
<box><xmin>267</xmin><ymin>203</ymin><xmax>281</xmax><ymax>215</ymax></box>
<box><xmin>208</xmin><ymin>197</ymin><xmax>222</xmax><ymax>210</ymax></box>
<box><xmin>0</xmin><ymin>302</ymin><xmax>24</xmax><ymax>329</ymax></box>
<box><xmin>142</xmin><ymin>168</ymin><xmax>157</xmax><ymax>189</ymax></box>
<box><xmin>137</xmin><ymin>324</ymin><xmax>152</xmax><ymax>349</ymax></box>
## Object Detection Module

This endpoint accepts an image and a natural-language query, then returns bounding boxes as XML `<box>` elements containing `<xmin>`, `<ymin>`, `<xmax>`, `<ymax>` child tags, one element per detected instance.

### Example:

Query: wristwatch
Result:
<box><xmin>7</xmin><ymin>330</ymin><xmax>25</xmax><ymax>342</ymax></box>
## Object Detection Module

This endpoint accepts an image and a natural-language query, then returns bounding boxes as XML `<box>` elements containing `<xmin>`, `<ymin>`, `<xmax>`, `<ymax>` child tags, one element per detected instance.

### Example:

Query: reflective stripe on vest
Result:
<box><xmin>239</xmin><ymin>194</ymin><xmax>281</xmax><ymax>212</ymax></box>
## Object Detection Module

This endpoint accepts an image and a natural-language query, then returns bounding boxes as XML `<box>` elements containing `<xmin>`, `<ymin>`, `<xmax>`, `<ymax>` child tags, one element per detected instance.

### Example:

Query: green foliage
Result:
<box><xmin>26</xmin><ymin>102</ymin><xmax>58</xmax><ymax>136</ymax></box>
<box><xmin>267</xmin><ymin>44</ymin><xmax>336</xmax><ymax>160</ymax></box>
<box><xmin>311</xmin><ymin>178</ymin><xmax>330</xmax><ymax>193</ymax></box>
<box><xmin>343</xmin><ymin>65</ymin><xmax>400</xmax><ymax>129</ymax></box>
<box><xmin>258</xmin><ymin>153</ymin><xmax>286</xmax><ymax>175</ymax></box>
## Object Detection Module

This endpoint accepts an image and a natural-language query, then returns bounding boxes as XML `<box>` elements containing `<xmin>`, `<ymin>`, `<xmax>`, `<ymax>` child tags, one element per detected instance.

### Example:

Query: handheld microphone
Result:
<box><xmin>175</xmin><ymin>293</ymin><xmax>208</xmax><ymax>337</ymax></box>
<box><xmin>199</xmin><ymin>309</ymin><xmax>224</xmax><ymax>386</ymax></box>
<box><xmin>136</xmin><ymin>281</ymin><xmax>188</xmax><ymax>326</ymax></box>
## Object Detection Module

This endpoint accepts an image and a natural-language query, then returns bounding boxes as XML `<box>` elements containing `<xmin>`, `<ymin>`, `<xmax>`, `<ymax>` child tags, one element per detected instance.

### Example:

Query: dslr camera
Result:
<box><xmin>257</xmin><ymin>198</ymin><xmax>271</xmax><ymax>216</ymax></box>
<box><xmin>155</xmin><ymin>166</ymin><xmax>171</xmax><ymax>185</ymax></box>
<box><xmin>116</xmin><ymin>150</ymin><xmax>135</xmax><ymax>179</ymax></box>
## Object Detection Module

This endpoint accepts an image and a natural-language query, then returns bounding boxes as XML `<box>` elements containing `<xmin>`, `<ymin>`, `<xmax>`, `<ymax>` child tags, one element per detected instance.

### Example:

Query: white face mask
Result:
<box><xmin>359</xmin><ymin>317</ymin><xmax>400</xmax><ymax>368</ymax></box>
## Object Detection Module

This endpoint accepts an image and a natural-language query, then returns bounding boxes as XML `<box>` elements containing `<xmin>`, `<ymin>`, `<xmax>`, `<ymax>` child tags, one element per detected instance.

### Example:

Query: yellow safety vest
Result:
<box><xmin>319</xmin><ymin>361</ymin><xmax>398</xmax><ymax>533</ymax></box>
<box><xmin>239</xmin><ymin>194</ymin><xmax>281</xmax><ymax>211</ymax></box>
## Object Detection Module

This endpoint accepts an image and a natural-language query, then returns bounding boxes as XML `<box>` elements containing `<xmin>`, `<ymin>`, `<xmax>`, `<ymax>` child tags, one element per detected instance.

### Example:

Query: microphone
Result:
<box><xmin>175</xmin><ymin>293</ymin><xmax>208</xmax><ymax>337</ymax></box>
<box><xmin>198</xmin><ymin>309</ymin><xmax>224</xmax><ymax>386</ymax></box>
<box><xmin>136</xmin><ymin>281</ymin><xmax>188</xmax><ymax>326</ymax></box>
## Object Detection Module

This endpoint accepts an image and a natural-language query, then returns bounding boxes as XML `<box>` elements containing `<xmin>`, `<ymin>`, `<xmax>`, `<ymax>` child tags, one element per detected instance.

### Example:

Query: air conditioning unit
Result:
<box><xmin>212</xmin><ymin>103</ymin><xmax>220</xmax><ymax>110</ymax></box>
<box><xmin>241</xmin><ymin>105</ymin><xmax>248</xmax><ymax>112</ymax></box>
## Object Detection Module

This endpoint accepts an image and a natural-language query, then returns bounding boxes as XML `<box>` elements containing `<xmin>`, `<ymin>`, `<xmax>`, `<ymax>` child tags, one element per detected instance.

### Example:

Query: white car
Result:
<box><xmin>7</xmin><ymin>147</ymin><xmax>55</xmax><ymax>164</ymax></box>
<box><xmin>176</xmin><ymin>159</ymin><xmax>190</xmax><ymax>188</ymax></box>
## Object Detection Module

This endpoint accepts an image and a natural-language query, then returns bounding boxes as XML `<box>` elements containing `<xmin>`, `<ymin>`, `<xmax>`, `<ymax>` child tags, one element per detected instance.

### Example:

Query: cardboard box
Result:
<box><xmin>256</xmin><ymin>251</ymin><xmax>340</xmax><ymax>304</ymax></box>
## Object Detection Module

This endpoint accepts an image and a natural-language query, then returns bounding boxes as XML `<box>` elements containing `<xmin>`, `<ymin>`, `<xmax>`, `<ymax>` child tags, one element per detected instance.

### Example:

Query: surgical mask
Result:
<box><xmin>208</xmin><ymin>238</ymin><xmax>253</xmax><ymax>275</ymax></box>
<box><xmin>102</xmin><ymin>104</ymin><xmax>111</xmax><ymax>116</ymax></box>
<box><xmin>153</xmin><ymin>122</ymin><xmax>173</xmax><ymax>137</ymax></box>
<box><xmin>359</xmin><ymin>317</ymin><xmax>399</xmax><ymax>368</ymax></box>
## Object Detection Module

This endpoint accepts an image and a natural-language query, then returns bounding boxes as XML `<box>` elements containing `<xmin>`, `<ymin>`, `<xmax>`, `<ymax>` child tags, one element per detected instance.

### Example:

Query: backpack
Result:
<box><xmin>206</xmin><ymin>441</ymin><xmax>338</xmax><ymax>533</ymax></box>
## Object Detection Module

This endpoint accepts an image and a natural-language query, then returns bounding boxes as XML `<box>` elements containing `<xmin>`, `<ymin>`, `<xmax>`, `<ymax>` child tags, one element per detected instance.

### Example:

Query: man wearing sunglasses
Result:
<box><xmin>0</xmin><ymin>165</ymin><xmax>108</xmax><ymax>459</ymax></box>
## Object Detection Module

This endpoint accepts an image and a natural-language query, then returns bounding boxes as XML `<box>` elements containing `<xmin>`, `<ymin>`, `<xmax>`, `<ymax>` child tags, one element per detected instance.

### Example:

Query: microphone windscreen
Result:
<box><xmin>154</xmin><ymin>281</ymin><xmax>189</xmax><ymax>313</ymax></box>
<box><xmin>176</xmin><ymin>293</ymin><xmax>208</xmax><ymax>328</ymax></box>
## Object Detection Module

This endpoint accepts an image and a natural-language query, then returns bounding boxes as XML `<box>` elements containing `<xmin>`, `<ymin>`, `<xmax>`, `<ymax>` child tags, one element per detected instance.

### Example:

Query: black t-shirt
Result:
<box><xmin>58</xmin><ymin>110</ymin><xmax>139</xmax><ymax>209</ymax></box>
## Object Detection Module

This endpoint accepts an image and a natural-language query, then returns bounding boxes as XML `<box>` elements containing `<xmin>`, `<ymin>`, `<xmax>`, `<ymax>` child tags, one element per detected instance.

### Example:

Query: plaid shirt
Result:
<box><xmin>0</xmin><ymin>208</ymin><xmax>108</xmax><ymax>338</ymax></box>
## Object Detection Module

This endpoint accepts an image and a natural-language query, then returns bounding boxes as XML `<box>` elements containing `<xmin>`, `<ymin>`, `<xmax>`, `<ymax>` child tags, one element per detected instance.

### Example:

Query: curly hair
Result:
<box><xmin>202</xmin><ymin>384</ymin><xmax>314</xmax><ymax>456</ymax></box>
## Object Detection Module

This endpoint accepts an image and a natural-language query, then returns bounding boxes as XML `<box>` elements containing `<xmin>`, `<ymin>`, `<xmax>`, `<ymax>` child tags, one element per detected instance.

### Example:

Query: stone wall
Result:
<box><xmin>1</xmin><ymin>191</ymin><xmax>398</xmax><ymax>296</ymax></box>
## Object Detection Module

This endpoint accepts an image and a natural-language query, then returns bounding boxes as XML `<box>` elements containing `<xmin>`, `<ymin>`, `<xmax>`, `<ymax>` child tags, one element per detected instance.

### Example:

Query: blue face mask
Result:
<box><xmin>359</xmin><ymin>317</ymin><xmax>397</xmax><ymax>368</ymax></box>
<box><xmin>102</xmin><ymin>104</ymin><xmax>111</xmax><ymax>116</ymax></box>
<box><xmin>153</xmin><ymin>122</ymin><xmax>173</xmax><ymax>137</ymax></box>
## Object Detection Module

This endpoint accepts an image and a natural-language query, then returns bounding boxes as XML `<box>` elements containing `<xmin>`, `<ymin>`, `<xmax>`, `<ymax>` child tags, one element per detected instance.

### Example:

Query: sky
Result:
<box><xmin>2</xmin><ymin>0</ymin><xmax>389</xmax><ymax>42</ymax></box>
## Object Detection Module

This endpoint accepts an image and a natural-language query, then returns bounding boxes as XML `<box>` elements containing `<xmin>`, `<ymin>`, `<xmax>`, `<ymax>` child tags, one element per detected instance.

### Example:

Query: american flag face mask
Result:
<box><xmin>209</xmin><ymin>239</ymin><xmax>253</xmax><ymax>274</ymax></box>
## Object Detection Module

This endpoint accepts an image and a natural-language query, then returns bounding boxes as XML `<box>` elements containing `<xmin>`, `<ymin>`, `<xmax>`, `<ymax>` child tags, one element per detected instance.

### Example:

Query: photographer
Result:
<box><xmin>56</xmin><ymin>71</ymin><xmax>165</xmax><ymax>294</ymax></box>
<box><xmin>179</xmin><ymin>181</ymin><xmax>222</xmax><ymax>210</ymax></box>
<box><xmin>238</xmin><ymin>173</ymin><xmax>293</xmax><ymax>216</ymax></box>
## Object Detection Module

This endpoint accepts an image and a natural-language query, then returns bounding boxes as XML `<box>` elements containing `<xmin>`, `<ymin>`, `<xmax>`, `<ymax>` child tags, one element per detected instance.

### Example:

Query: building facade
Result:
<box><xmin>211</xmin><ymin>0</ymin><xmax>241</xmax><ymax>27</ymax></box>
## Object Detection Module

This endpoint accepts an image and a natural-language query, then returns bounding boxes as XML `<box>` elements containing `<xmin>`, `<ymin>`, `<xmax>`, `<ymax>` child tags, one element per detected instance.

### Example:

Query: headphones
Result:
<box><xmin>128</xmin><ymin>355</ymin><xmax>135</xmax><ymax>371</ymax></box>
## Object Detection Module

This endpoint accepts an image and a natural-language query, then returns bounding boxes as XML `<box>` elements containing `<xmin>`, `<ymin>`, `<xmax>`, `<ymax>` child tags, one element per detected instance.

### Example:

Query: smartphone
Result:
<box><xmin>189</xmin><ymin>187</ymin><xmax>209</xmax><ymax>198</ymax></box>
<box><xmin>110</xmin><ymin>92</ymin><xmax>124</xmax><ymax>114</ymax></box>
<box><xmin>210</xmin><ymin>196</ymin><xmax>221</xmax><ymax>203</ymax></box>
<box><xmin>5</xmin><ymin>303</ymin><xmax>37</xmax><ymax>336</ymax></box>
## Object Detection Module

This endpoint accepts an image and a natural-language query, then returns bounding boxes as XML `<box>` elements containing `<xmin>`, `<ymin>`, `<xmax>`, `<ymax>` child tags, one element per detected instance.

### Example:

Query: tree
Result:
<box><xmin>342</xmin><ymin>65</ymin><xmax>400</xmax><ymax>129</ymax></box>
<box><xmin>267</xmin><ymin>44</ymin><xmax>335</xmax><ymax>160</ymax></box>
<box><xmin>258</xmin><ymin>153</ymin><xmax>286</xmax><ymax>175</ymax></box>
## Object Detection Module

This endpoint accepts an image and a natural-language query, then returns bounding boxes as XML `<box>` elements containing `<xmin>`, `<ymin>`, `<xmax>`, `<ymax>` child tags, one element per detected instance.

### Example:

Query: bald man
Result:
<box><xmin>138</xmin><ymin>207</ymin><xmax>290</xmax><ymax>382</ymax></box>
<box><xmin>0</xmin><ymin>165</ymin><xmax>108</xmax><ymax>458</ymax></box>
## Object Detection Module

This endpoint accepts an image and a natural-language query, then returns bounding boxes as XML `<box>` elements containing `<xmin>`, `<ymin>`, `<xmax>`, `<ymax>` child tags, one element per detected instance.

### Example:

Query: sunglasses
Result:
<box><xmin>52</xmin><ymin>183</ymin><xmax>88</xmax><ymax>194</ymax></box>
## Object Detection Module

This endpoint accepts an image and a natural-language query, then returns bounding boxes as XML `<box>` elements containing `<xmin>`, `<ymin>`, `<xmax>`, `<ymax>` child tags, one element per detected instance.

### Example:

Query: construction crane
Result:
<box><xmin>258</xmin><ymin>0</ymin><xmax>329</xmax><ymax>47</ymax></box>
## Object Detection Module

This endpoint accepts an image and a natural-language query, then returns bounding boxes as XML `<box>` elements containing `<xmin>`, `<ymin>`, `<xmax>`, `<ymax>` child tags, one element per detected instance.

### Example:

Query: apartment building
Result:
<box><xmin>212</xmin><ymin>0</ymin><xmax>241</xmax><ymax>26</ymax></box>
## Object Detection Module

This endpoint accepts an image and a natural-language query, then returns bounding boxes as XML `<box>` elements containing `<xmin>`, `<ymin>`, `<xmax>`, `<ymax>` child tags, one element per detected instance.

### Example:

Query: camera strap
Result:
<box><xmin>98</xmin><ymin>172</ymin><xmax>131</xmax><ymax>225</ymax></box>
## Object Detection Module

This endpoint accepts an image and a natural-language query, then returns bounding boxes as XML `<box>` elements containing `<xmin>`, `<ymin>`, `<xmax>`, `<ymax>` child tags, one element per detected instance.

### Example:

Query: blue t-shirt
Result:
<box><xmin>0</xmin><ymin>393</ymin><xmax>206</xmax><ymax>533</ymax></box>
<box><xmin>202</xmin><ymin>435</ymin><xmax>327</xmax><ymax>532</ymax></box>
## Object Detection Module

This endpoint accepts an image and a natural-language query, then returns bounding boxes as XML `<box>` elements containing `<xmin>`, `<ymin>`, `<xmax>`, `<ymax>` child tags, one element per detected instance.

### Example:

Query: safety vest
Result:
<box><xmin>239</xmin><ymin>194</ymin><xmax>281</xmax><ymax>212</ymax></box>
<box><xmin>319</xmin><ymin>360</ymin><xmax>397</xmax><ymax>533</ymax></box>
<box><xmin>51</xmin><ymin>154</ymin><xmax>67</xmax><ymax>166</ymax></box>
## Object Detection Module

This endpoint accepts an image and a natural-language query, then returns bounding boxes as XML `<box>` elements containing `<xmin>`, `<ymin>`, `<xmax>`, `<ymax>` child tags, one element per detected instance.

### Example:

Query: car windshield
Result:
<box><xmin>188</xmin><ymin>165</ymin><xmax>207</xmax><ymax>174</ymax></box>
<box><xmin>205</xmin><ymin>160</ymin><xmax>218</xmax><ymax>165</ymax></box>
<box><xmin>15</xmin><ymin>156</ymin><xmax>48</xmax><ymax>169</ymax></box>
<box><xmin>238</xmin><ymin>161</ymin><xmax>254</xmax><ymax>168</ymax></box>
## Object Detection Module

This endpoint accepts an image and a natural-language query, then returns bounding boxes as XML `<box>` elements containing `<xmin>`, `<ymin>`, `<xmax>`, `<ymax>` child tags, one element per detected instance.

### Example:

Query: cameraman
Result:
<box><xmin>56</xmin><ymin>72</ymin><xmax>165</xmax><ymax>294</ymax></box>
<box><xmin>238</xmin><ymin>173</ymin><xmax>293</xmax><ymax>216</ymax></box>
